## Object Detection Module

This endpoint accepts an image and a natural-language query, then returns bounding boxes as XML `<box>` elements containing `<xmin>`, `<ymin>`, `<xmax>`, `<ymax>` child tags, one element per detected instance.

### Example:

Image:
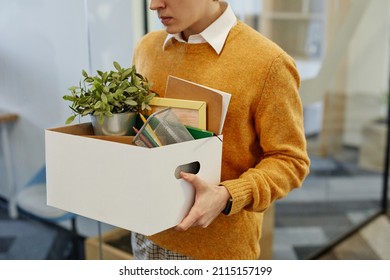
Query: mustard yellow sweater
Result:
<box><xmin>133</xmin><ymin>21</ymin><xmax>310</xmax><ymax>259</ymax></box>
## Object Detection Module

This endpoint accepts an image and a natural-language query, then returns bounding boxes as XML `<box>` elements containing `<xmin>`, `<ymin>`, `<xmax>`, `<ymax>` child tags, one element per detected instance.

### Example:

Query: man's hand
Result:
<box><xmin>175</xmin><ymin>171</ymin><xmax>231</xmax><ymax>231</ymax></box>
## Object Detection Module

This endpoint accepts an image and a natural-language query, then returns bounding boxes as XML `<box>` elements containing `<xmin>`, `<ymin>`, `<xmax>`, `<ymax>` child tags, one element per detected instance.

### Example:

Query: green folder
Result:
<box><xmin>185</xmin><ymin>125</ymin><xmax>214</xmax><ymax>139</ymax></box>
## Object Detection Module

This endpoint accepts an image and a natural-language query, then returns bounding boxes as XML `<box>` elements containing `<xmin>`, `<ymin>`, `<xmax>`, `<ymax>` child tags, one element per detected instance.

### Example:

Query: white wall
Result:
<box><xmin>345</xmin><ymin>0</ymin><xmax>389</xmax><ymax>95</ymax></box>
<box><xmin>0</xmin><ymin>0</ymin><xmax>143</xmax><ymax>198</ymax></box>
<box><xmin>86</xmin><ymin>0</ymin><xmax>143</xmax><ymax>72</ymax></box>
<box><xmin>342</xmin><ymin>0</ymin><xmax>390</xmax><ymax>146</ymax></box>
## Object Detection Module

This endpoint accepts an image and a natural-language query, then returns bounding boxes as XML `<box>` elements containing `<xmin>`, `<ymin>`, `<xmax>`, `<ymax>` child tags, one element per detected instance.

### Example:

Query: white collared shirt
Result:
<box><xmin>162</xmin><ymin>1</ymin><xmax>237</xmax><ymax>55</ymax></box>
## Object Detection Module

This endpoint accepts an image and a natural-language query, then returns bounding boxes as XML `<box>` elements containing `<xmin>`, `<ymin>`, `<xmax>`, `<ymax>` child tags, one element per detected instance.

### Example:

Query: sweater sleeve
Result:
<box><xmin>221</xmin><ymin>53</ymin><xmax>310</xmax><ymax>215</ymax></box>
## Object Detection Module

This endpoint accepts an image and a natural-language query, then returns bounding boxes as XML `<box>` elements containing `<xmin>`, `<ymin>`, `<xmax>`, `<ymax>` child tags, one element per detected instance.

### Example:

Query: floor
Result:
<box><xmin>273</xmin><ymin>199</ymin><xmax>384</xmax><ymax>259</ymax></box>
<box><xmin>317</xmin><ymin>214</ymin><xmax>390</xmax><ymax>260</ymax></box>
<box><xmin>0</xmin><ymin>202</ymin><xmax>76</xmax><ymax>259</ymax></box>
<box><xmin>272</xmin><ymin>145</ymin><xmax>389</xmax><ymax>260</ymax></box>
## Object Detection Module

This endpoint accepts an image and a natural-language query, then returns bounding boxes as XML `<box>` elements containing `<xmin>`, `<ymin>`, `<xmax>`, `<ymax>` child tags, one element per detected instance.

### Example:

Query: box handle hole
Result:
<box><xmin>174</xmin><ymin>161</ymin><xmax>200</xmax><ymax>179</ymax></box>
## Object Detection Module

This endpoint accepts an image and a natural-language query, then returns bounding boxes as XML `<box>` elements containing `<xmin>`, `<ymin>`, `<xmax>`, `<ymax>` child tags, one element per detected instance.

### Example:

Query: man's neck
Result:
<box><xmin>181</xmin><ymin>1</ymin><xmax>225</xmax><ymax>41</ymax></box>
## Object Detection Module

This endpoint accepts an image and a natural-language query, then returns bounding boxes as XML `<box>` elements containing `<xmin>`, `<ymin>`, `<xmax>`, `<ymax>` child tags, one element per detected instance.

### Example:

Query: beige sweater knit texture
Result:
<box><xmin>133</xmin><ymin>21</ymin><xmax>310</xmax><ymax>259</ymax></box>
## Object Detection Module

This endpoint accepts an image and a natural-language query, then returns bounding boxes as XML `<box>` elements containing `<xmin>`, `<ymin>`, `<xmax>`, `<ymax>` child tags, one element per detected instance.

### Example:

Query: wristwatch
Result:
<box><xmin>222</xmin><ymin>196</ymin><xmax>233</xmax><ymax>215</ymax></box>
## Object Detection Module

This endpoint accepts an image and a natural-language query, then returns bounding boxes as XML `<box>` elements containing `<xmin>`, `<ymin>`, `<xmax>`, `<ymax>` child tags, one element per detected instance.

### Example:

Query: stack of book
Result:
<box><xmin>133</xmin><ymin>107</ymin><xmax>195</xmax><ymax>148</ymax></box>
<box><xmin>133</xmin><ymin>75</ymin><xmax>231</xmax><ymax>148</ymax></box>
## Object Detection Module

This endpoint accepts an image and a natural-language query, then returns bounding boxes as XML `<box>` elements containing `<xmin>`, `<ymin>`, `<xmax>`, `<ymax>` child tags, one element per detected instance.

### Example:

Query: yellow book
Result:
<box><xmin>139</xmin><ymin>113</ymin><xmax>163</xmax><ymax>147</ymax></box>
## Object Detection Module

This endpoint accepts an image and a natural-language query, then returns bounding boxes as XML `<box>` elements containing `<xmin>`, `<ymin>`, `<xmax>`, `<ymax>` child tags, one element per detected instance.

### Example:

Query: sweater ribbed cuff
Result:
<box><xmin>220</xmin><ymin>178</ymin><xmax>254</xmax><ymax>215</ymax></box>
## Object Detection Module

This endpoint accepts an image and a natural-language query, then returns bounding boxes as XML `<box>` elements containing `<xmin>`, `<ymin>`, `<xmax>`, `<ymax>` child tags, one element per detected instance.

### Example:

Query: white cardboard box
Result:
<box><xmin>45</xmin><ymin>123</ymin><xmax>222</xmax><ymax>235</ymax></box>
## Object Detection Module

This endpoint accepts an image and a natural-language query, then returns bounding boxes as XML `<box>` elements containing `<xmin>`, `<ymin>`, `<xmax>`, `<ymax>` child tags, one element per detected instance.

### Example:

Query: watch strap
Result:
<box><xmin>222</xmin><ymin>196</ymin><xmax>233</xmax><ymax>215</ymax></box>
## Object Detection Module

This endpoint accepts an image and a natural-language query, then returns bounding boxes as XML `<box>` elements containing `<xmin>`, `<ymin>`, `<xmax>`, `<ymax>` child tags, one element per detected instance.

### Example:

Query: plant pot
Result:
<box><xmin>90</xmin><ymin>112</ymin><xmax>137</xmax><ymax>136</ymax></box>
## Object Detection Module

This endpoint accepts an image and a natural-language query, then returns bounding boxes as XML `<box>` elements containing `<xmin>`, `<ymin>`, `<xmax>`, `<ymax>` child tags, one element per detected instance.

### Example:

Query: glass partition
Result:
<box><xmin>229</xmin><ymin>0</ymin><xmax>389</xmax><ymax>259</ymax></box>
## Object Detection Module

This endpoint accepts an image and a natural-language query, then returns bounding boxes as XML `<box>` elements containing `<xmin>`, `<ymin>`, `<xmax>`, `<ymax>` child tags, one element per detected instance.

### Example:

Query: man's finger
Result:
<box><xmin>180</xmin><ymin>171</ymin><xmax>194</xmax><ymax>181</ymax></box>
<box><xmin>180</xmin><ymin>171</ymin><xmax>203</xmax><ymax>190</ymax></box>
<box><xmin>175</xmin><ymin>209</ymin><xmax>198</xmax><ymax>231</ymax></box>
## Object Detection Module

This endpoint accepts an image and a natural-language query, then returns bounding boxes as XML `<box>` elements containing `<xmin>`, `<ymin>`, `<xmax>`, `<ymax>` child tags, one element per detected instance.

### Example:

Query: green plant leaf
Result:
<box><xmin>112</xmin><ymin>73</ymin><xmax>120</xmax><ymax>79</ymax></box>
<box><xmin>94</xmin><ymin>80</ymin><xmax>103</xmax><ymax>92</ymax></box>
<box><xmin>121</xmin><ymin>68</ymin><xmax>132</xmax><ymax>79</ymax></box>
<box><xmin>98</xmin><ymin>114</ymin><xmax>105</xmax><ymax>125</ymax></box>
<box><xmin>113</xmin><ymin>61</ymin><xmax>122</xmax><ymax>72</ymax></box>
<box><xmin>82</xmin><ymin>109</ymin><xmax>93</xmax><ymax>115</ymax></box>
<box><xmin>115</xmin><ymin>89</ymin><xmax>124</xmax><ymax>96</ymax></box>
<box><xmin>94</xmin><ymin>101</ymin><xmax>102</xmax><ymax>109</ymax></box>
<box><xmin>102</xmin><ymin>72</ymin><xmax>108</xmax><ymax>83</ymax></box>
<box><xmin>145</xmin><ymin>93</ymin><xmax>156</xmax><ymax>102</ymax></box>
<box><xmin>125</xmin><ymin>86</ymin><xmax>139</xmax><ymax>93</ymax></box>
<box><xmin>101</xmin><ymin>93</ymin><xmax>108</xmax><ymax>104</ymax></box>
<box><xmin>63</xmin><ymin>95</ymin><xmax>75</xmax><ymax>101</ymax></box>
<box><xmin>124</xmin><ymin>99</ymin><xmax>138</xmax><ymax>106</ymax></box>
<box><xmin>68</xmin><ymin>86</ymin><xmax>79</xmax><ymax>91</ymax></box>
<box><xmin>103</xmin><ymin>86</ymin><xmax>110</xmax><ymax>94</ymax></box>
<box><xmin>65</xmin><ymin>115</ymin><xmax>76</xmax><ymax>124</ymax></box>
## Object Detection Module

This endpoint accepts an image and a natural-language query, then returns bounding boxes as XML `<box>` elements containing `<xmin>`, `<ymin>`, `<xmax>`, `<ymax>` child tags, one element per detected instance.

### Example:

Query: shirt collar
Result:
<box><xmin>163</xmin><ymin>1</ymin><xmax>237</xmax><ymax>55</ymax></box>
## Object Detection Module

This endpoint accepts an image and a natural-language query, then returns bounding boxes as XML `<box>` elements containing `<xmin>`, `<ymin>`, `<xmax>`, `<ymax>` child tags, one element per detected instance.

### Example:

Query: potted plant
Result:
<box><xmin>63</xmin><ymin>61</ymin><xmax>156</xmax><ymax>136</ymax></box>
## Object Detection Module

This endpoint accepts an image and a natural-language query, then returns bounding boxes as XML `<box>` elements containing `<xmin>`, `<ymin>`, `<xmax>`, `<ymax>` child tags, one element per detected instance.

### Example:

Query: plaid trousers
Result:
<box><xmin>131</xmin><ymin>232</ymin><xmax>193</xmax><ymax>260</ymax></box>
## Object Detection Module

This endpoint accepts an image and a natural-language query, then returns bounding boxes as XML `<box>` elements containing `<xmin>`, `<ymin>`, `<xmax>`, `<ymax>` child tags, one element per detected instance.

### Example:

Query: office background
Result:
<box><xmin>0</xmin><ymin>0</ymin><xmax>389</xmax><ymax>260</ymax></box>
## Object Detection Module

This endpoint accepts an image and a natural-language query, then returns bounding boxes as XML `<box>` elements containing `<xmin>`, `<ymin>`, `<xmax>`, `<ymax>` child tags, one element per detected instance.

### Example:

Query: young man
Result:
<box><xmin>131</xmin><ymin>0</ymin><xmax>310</xmax><ymax>259</ymax></box>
